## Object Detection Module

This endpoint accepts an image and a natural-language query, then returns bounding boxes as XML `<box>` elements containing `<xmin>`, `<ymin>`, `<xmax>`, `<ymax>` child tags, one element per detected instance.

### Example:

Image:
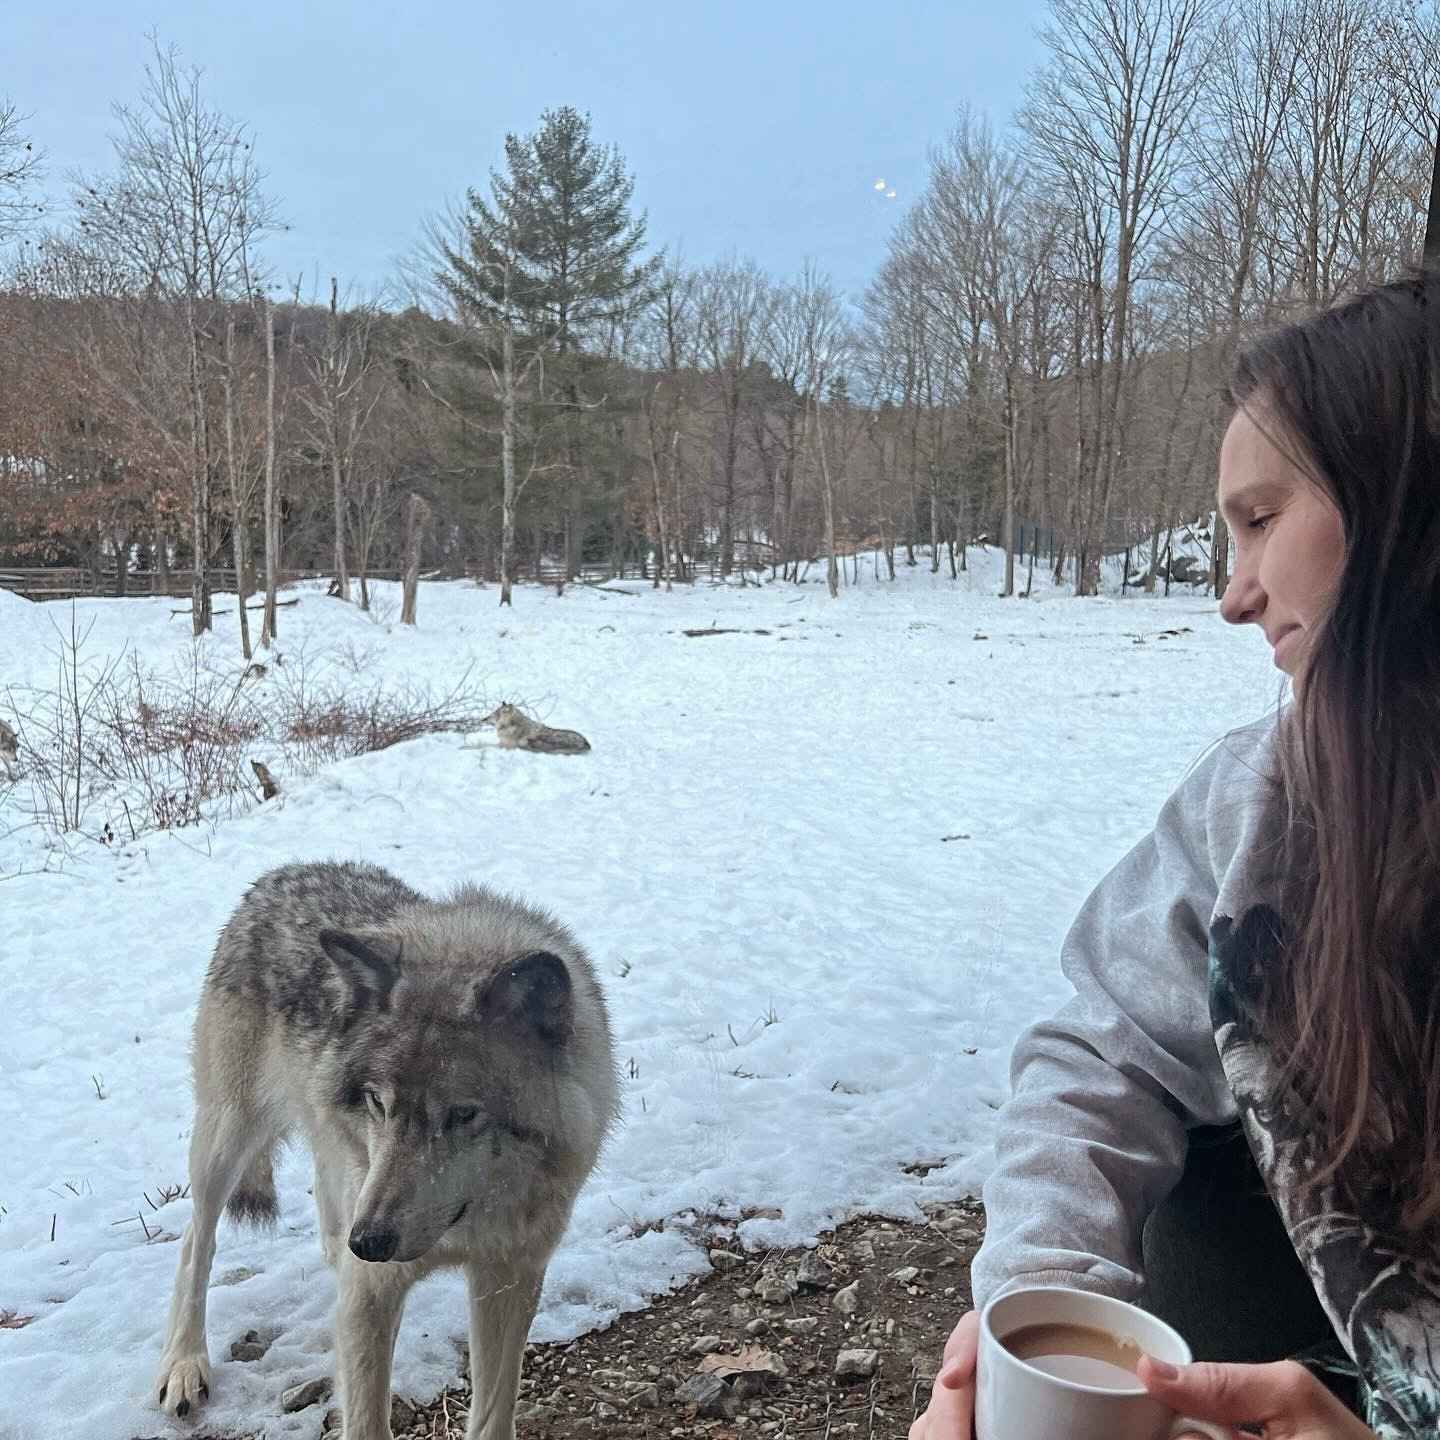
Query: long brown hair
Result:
<box><xmin>1231</xmin><ymin>270</ymin><xmax>1440</xmax><ymax>1229</ymax></box>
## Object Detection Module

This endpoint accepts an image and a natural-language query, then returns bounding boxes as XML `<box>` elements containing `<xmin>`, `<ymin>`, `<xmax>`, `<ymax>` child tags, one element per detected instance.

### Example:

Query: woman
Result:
<box><xmin>913</xmin><ymin>271</ymin><xmax>1440</xmax><ymax>1440</ymax></box>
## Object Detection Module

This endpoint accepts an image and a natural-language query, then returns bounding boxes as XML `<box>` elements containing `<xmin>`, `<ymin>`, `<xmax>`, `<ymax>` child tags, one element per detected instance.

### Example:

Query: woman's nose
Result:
<box><xmin>1219</xmin><ymin>567</ymin><xmax>1265</xmax><ymax>626</ymax></box>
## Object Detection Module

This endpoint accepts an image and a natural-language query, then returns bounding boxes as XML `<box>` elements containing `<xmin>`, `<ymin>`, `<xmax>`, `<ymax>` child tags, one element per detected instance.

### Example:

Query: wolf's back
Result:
<box><xmin>206</xmin><ymin>861</ymin><xmax>423</xmax><ymax>1028</ymax></box>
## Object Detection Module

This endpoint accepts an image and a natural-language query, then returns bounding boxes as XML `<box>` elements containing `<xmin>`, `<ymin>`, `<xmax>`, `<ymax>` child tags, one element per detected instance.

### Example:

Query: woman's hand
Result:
<box><xmin>909</xmin><ymin>1310</ymin><xmax>980</xmax><ymax>1439</ymax></box>
<box><xmin>1138</xmin><ymin>1355</ymin><xmax>1379</xmax><ymax>1439</ymax></box>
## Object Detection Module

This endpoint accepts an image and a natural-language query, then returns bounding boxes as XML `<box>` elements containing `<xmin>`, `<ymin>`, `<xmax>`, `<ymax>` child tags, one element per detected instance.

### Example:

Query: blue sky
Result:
<box><xmin>8</xmin><ymin>1</ymin><xmax>1050</xmax><ymax>306</ymax></box>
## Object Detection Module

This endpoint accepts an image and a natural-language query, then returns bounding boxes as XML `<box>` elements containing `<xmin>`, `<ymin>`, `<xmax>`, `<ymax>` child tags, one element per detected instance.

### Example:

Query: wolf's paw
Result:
<box><xmin>156</xmin><ymin>1351</ymin><xmax>211</xmax><ymax>1418</ymax></box>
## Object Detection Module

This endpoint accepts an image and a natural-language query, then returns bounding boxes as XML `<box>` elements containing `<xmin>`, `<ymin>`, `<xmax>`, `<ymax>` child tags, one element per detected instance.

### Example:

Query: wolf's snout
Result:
<box><xmin>348</xmin><ymin>1224</ymin><xmax>399</xmax><ymax>1263</ymax></box>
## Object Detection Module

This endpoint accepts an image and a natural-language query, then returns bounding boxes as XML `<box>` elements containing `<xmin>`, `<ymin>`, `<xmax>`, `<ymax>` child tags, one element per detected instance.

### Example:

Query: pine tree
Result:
<box><xmin>503</xmin><ymin>105</ymin><xmax>660</xmax><ymax>354</ymax></box>
<box><xmin>436</xmin><ymin>185</ymin><xmax>545</xmax><ymax>607</ymax></box>
<box><xmin>438</xmin><ymin>107</ymin><xmax>659</xmax><ymax>596</ymax></box>
<box><xmin>502</xmin><ymin>107</ymin><xmax>660</xmax><ymax>580</ymax></box>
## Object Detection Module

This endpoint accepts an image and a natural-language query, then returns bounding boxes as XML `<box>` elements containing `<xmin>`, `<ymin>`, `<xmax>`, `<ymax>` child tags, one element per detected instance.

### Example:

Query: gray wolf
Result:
<box><xmin>0</xmin><ymin>718</ymin><xmax>16</xmax><ymax>779</ymax></box>
<box><xmin>484</xmin><ymin>704</ymin><xmax>591</xmax><ymax>754</ymax></box>
<box><xmin>154</xmin><ymin>860</ymin><xmax>619</xmax><ymax>1440</ymax></box>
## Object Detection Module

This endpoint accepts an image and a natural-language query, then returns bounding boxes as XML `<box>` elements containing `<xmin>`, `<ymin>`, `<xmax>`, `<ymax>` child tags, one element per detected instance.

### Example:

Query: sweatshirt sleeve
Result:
<box><xmin>970</xmin><ymin>739</ymin><xmax>1253</xmax><ymax>1310</ymax></box>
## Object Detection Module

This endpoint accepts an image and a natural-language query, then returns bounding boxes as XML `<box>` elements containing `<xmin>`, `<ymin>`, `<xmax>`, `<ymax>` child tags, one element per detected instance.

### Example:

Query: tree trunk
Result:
<box><xmin>610</xmin><ymin>514</ymin><xmax>625</xmax><ymax>578</ymax></box>
<box><xmin>1211</xmin><ymin>513</ymin><xmax>1231</xmax><ymax>598</ymax></box>
<box><xmin>813</xmin><ymin>402</ymin><xmax>840</xmax><ymax>600</ymax></box>
<box><xmin>565</xmin><ymin>508</ymin><xmax>583</xmax><ymax>585</ymax></box>
<box><xmin>186</xmin><ymin>295</ymin><xmax>212</xmax><ymax>636</ymax></box>
<box><xmin>499</xmin><ymin>320</ymin><xmax>518</xmax><ymax>607</ymax></box>
<box><xmin>1144</xmin><ymin>516</ymin><xmax>1163</xmax><ymax>594</ymax></box>
<box><xmin>153</xmin><ymin>521</ymin><xmax>168</xmax><ymax>595</ymax></box>
<box><xmin>928</xmin><ymin>465</ymin><xmax>941</xmax><ymax>573</ymax></box>
<box><xmin>665</xmin><ymin>427</ymin><xmax>681</xmax><ymax>590</ymax></box>
<box><xmin>1002</xmin><ymin>376</ymin><xmax>1016</xmax><ymax>597</ymax></box>
<box><xmin>401</xmin><ymin>492</ymin><xmax>430</xmax><ymax>626</ymax></box>
<box><xmin>329</xmin><ymin>278</ymin><xmax>350</xmax><ymax>603</ymax></box>
<box><xmin>260</xmin><ymin>297</ymin><xmax>280</xmax><ymax>648</ymax></box>
<box><xmin>647</xmin><ymin>400</ymin><xmax>672</xmax><ymax>593</ymax></box>
<box><xmin>222</xmin><ymin>320</ymin><xmax>253</xmax><ymax>660</ymax></box>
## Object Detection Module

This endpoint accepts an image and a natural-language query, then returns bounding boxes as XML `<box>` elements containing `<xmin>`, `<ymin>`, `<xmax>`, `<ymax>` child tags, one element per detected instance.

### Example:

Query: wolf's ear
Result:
<box><xmin>479</xmin><ymin>951</ymin><xmax>572</xmax><ymax>1044</ymax></box>
<box><xmin>319</xmin><ymin>929</ymin><xmax>403</xmax><ymax>1013</ymax></box>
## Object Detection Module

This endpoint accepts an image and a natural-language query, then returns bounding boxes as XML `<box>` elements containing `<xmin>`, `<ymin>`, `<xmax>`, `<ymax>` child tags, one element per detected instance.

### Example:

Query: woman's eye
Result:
<box><xmin>1249</xmin><ymin>513</ymin><xmax>1275</xmax><ymax>531</ymax></box>
<box><xmin>446</xmin><ymin>1106</ymin><xmax>479</xmax><ymax>1130</ymax></box>
<box><xmin>363</xmin><ymin>1087</ymin><xmax>386</xmax><ymax>1119</ymax></box>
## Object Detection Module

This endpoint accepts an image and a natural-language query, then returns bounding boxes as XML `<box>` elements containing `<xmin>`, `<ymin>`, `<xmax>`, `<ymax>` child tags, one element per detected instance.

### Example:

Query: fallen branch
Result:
<box><xmin>169</xmin><ymin>598</ymin><xmax>300</xmax><ymax>617</ymax></box>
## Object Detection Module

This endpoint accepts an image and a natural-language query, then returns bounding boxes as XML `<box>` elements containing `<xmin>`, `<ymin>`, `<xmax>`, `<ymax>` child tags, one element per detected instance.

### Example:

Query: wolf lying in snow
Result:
<box><xmin>484</xmin><ymin>704</ymin><xmax>591</xmax><ymax>754</ymax></box>
<box><xmin>154</xmin><ymin>860</ymin><xmax>618</xmax><ymax>1440</ymax></box>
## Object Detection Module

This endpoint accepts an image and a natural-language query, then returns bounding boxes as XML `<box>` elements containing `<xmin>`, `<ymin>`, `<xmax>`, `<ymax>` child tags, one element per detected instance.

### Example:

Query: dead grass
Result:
<box><xmin>1</xmin><ymin>622</ymin><xmax>494</xmax><ymax>857</ymax></box>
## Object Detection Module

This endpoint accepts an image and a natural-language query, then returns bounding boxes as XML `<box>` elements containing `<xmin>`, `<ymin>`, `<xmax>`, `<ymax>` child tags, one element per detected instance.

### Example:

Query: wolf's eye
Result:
<box><xmin>363</xmin><ymin>1087</ymin><xmax>386</xmax><ymax>1120</ymax></box>
<box><xmin>445</xmin><ymin>1105</ymin><xmax>479</xmax><ymax>1131</ymax></box>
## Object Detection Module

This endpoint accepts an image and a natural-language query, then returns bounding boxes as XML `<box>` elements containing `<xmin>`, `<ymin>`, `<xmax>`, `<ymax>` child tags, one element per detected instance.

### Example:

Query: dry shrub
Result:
<box><xmin>271</xmin><ymin>665</ymin><xmax>492</xmax><ymax>770</ymax></box>
<box><xmin>3</xmin><ymin>616</ymin><xmax>492</xmax><ymax>852</ymax></box>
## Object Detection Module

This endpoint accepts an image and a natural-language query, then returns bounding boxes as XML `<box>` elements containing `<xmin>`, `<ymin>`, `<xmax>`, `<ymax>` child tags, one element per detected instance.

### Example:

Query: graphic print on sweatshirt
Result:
<box><xmin>1209</xmin><ymin>906</ymin><xmax>1440</xmax><ymax>1437</ymax></box>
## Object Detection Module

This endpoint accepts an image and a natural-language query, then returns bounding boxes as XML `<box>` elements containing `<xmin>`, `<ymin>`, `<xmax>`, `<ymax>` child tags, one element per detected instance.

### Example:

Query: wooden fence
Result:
<box><xmin>0</xmin><ymin>561</ymin><xmax>641</xmax><ymax>603</ymax></box>
<box><xmin>0</xmin><ymin>567</ymin><xmax>252</xmax><ymax>602</ymax></box>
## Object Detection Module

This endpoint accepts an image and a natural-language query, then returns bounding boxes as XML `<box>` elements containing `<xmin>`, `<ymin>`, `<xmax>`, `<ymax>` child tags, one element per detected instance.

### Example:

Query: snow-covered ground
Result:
<box><xmin>0</xmin><ymin>551</ymin><xmax>1286</xmax><ymax>1438</ymax></box>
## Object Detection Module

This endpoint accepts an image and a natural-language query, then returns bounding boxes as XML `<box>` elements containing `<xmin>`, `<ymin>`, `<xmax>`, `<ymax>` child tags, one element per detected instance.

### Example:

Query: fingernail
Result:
<box><xmin>1146</xmin><ymin>1356</ymin><xmax>1179</xmax><ymax>1381</ymax></box>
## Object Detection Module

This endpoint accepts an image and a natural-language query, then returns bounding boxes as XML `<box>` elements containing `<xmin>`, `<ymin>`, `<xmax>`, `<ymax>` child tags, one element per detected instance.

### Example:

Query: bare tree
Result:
<box><xmin>74</xmin><ymin>39</ymin><xmax>277</xmax><ymax>635</ymax></box>
<box><xmin>221</xmin><ymin>318</ymin><xmax>253</xmax><ymax>656</ymax></box>
<box><xmin>400</xmin><ymin>491</ymin><xmax>431</xmax><ymax>624</ymax></box>
<box><xmin>433</xmin><ymin>193</ymin><xmax>552</xmax><ymax>606</ymax></box>
<box><xmin>1274</xmin><ymin>0</ymin><xmax>1404</xmax><ymax>308</ymax></box>
<box><xmin>1023</xmin><ymin>0</ymin><xmax>1216</xmax><ymax>593</ymax></box>
<box><xmin>694</xmin><ymin>260</ymin><xmax>771</xmax><ymax>580</ymax></box>
<box><xmin>863</xmin><ymin>221</ymin><xmax>944</xmax><ymax>574</ymax></box>
<box><xmin>763</xmin><ymin>270</ymin><xmax>835</xmax><ymax>579</ymax></box>
<box><xmin>635</xmin><ymin>263</ymin><xmax>698</xmax><ymax>590</ymax></box>
<box><xmin>916</xmin><ymin>110</ymin><xmax>1045</xmax><ymax>596</ymax></box>
<box><xmin>259</xmin><ymin>295</ymin><xmax>280</xmax><ymax>647</ymax></box>
<box><xmin>785</xmin><ymin>268</ymin><xmax>848</xmax><ymax>597</ymax></box>
<box><xmin>301</xmin><ymin>281</ymin><xmax>384</xmax><ymax>603</ymax></box>
<box><xmin>1180</xmin><ymin>0</ymin><xmax>1302</xmax><ymax>594</ymax></box>
<box><xmin>0</xmin><ymin>100</ymin><xmax>43</xmax><ymax>243</ymax></box>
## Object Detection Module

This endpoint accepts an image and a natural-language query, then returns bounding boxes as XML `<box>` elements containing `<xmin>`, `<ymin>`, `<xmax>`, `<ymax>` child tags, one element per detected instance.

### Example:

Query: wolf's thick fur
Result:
<box><xmin>154</xmin><ymin>861</ymin><xmax>618</xmax><ymax>1440</ymax></box>
<box><xmin>485</xmin><ymin>704</ymin><xmax>591</xmax><ymax>754</ymax></box>
<box><xmin>0</xmin><ymin>718</ymin><xmax>16</xmax><ymax>780</ymax></box>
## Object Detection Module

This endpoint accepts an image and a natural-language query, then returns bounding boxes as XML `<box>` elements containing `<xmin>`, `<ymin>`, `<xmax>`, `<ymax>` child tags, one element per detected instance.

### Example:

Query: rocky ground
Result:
<box><xmin>193</xmin><ymin>1199</ymin><xmax>984</xmax><ymax>1440</ymax></box>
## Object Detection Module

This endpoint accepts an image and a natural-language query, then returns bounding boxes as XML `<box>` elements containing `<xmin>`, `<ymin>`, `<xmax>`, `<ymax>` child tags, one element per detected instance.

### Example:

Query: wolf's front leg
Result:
<box><xmin>312</xmin><ymin>1157</ymin><xmax>349</xmax><ymax>1266</ymax></box>
<box><xmin>155</xmin><ymin>1106</ymin><xmax>263</xmax><ymax>1418</ymax></box>
<box><xmin>463</xmin><ymin>1262</ymin><xmax>544</xmax><ymax>1440</ymax></box>
<box><xmin>334</xmin><ymin>1254</ymin><xmax>409</xmax><ymax>1440</ymax></box>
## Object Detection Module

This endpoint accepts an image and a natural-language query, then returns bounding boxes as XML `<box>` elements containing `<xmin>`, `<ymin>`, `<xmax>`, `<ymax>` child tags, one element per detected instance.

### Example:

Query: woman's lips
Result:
<box><xmin>1272</xmin><ymin>626</ymin><xmax>1300</xmax><ymax>668</ymax></box>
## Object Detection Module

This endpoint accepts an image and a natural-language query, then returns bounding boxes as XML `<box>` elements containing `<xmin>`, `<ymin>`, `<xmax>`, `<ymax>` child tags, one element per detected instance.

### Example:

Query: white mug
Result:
<box><xmin>976</xmin><ymin>1286</ymin><xmax>1229</xmax><ymax>1440</ymax></box>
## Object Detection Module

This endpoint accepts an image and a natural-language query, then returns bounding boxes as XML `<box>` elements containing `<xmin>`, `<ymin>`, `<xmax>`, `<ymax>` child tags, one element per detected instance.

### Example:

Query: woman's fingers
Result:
<box><xmin>940</xmin><ymin>1309</ymin><xmax>981</xmax><ymax>1374</ymax></box>
<box><xmin>1139</xmin><ymin>1356</ymin><xmax>1376</xmax><ymax>1439</ymax></box>
<box><xmin>910</xmin><ymin>1357</ymin><xmax>976</xmax><ymax>1439</ymax></box>
<box><xmin>910</xmin><ymin>1311</ymin><xmax>980</xmax><ymax>1438</ymax></box>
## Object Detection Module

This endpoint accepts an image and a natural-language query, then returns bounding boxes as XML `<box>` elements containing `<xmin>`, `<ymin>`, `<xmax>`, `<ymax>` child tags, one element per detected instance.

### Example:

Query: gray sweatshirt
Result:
<box><xmin>972</xmin><ymin>713</ymin><xmax>1440</xmax><ymax>1437</ymax></box>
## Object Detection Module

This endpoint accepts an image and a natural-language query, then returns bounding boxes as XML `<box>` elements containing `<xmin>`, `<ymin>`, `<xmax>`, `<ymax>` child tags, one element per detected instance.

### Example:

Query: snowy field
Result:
<box><xmin>0</xmin><ymin>551</ymin><xmax>1286</xmax><ymax>1438</ymax></box>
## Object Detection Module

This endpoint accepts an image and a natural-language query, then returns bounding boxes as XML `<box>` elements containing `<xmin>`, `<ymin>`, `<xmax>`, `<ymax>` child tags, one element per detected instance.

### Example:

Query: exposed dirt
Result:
<box><xmin>186</xmin><ymin>1200</ymin><xmax>983</xmax><ymax>1440</ymax></box>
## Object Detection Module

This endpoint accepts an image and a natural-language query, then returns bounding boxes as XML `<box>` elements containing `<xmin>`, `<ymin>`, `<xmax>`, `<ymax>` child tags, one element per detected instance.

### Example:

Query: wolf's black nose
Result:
<box><xmin>349</xmin><ymin>1224</ymin><xmax>399</xmax><ymax>1262</ymax></box>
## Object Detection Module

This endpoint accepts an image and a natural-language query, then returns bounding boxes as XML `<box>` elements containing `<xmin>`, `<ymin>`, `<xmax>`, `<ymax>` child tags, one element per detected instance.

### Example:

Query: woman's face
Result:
<box><xmin>1218</xmin><ymin>406</ymin><xmax>1346</xmax><ymax>676</ymax></box>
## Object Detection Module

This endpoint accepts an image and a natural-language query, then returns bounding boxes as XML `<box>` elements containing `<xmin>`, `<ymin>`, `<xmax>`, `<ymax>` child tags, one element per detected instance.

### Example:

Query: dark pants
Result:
<box><xmin>1141</xmin><ymin>1124</ymin><xmax>1359</xmax><ymax>1413</ymax></box>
